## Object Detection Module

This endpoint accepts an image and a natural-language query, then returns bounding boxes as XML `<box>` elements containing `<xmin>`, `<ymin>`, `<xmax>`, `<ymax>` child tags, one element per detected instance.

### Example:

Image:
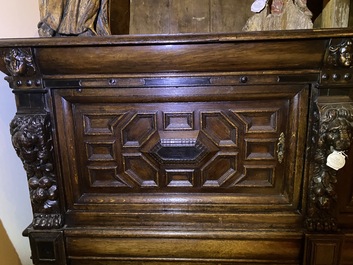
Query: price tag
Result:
<box><xmin>326</xmin><ymin>150</ymin><xmax>347</xmax><ymax>171</ymax></box>
<box><xmin>251</xmin><ymin>0</ymin><xmax>268</xmax><ymax>13</ymax></box>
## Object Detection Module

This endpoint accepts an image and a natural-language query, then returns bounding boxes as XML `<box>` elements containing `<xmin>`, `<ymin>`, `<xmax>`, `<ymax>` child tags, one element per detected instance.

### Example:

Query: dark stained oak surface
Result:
<box><xmin>1</xmin><ymin>29</ymin><xmax>353</xmax><ymax>265</ymax></box>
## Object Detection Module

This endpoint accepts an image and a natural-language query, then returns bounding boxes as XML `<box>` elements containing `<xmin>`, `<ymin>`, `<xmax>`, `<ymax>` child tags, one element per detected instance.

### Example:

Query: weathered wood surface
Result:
<box><xmin>130</xmin><ymin>0</ymin><xmax>254</xmax><ymax>34</ymax></box>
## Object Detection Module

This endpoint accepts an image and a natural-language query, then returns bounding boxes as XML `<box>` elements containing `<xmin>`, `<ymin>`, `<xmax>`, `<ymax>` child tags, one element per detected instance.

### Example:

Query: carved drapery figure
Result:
<box><xmin>38</xmin><ymin>0</ymin><xmax>111</xmax><ymax>36</ymax></box>
<box><xmin>306</xmin><ymin>104</ymin><xmax>353</xmax><ymax>232</ymax></box>
<box><xmin>243</xmin><ymin>0</ymin><xmax>313</xmax><ymax>31</ymax></box>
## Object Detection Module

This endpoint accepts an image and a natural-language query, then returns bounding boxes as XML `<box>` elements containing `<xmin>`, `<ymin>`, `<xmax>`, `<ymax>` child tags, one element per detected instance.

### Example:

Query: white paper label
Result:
<box><xmin>326</xmin><ymin>150</ymin><xmax>346</xmax><ymax>171</ymax></box>
<box><xmin>251</xmin><ymin>0</ymin><xmax>268</xmax><ymax>13</ymax></box>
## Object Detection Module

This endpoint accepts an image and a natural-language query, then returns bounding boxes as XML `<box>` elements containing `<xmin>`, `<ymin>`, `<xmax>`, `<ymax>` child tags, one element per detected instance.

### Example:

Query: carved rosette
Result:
<box><xmin>306</xmin><ymin>103</ymin><xmax>353</xmax><ymax>232</ymax></box>
<box><xmin>10</xmin><ymin>114</ymin><xmax>63</xmax><ymax>229</ymax></box>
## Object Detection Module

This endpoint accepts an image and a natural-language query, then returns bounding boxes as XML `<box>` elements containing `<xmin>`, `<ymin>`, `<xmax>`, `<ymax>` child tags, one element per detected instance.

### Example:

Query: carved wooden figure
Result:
<box><xmin>38</xmin><ymin>0</ymin><xmax>111</xmax><ymax>36</ymax></box>
<box><xmin>243</xmin><ymin>0</ymin><xmax>313</xmax><ymax>31</ymax></box>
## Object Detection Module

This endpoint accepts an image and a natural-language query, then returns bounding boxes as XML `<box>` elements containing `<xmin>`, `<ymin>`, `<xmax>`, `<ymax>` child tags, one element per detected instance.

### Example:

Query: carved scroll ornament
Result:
<box><xmin>38</xmin><ymin>0</ymin><xmax>111</xmax><ymax>36</ymax></box>
<box><xmin>10</xmin><ymin>114</ymin><xmax>63</xmax><ymax>229</ymax></box>
<box><xmin>306</xmin><ymin>103</ymin><xmax>353</xmax><ymax>232</ymax></box>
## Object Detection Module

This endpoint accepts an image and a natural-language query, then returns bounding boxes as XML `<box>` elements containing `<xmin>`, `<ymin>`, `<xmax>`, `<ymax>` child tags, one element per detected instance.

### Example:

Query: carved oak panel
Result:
<box><xmin>52</xmin><ymin>85</ymin><xmax>307</xmax><ymax>225</ymax></box>
<box><xmin>5</xmin><ymin>31</ymin><xmax>353</xmax><ymax>265</ymax></box>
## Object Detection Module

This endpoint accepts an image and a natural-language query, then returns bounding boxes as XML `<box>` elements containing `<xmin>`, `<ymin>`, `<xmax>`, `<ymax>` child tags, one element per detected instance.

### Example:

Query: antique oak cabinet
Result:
<box><xmin>1</xmin><ymin>29</ymin><xmax>353</xmax><ymax>265</ymax></box>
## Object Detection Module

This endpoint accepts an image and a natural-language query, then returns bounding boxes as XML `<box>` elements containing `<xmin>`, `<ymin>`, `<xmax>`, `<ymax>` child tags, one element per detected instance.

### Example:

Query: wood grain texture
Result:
<box><xmin>129</xmin><ymin>0</ymin><xmax>254</xmax><ymax>34</ymax></box>
<box><xmin>1</xmin><ymin>29</ymin><xmax>353</xmax><ymax>265</ymax></box>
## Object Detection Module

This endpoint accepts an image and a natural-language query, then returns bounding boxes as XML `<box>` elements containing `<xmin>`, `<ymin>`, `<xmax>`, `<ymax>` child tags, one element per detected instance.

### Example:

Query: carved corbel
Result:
<box><xmin>306</xmin><ymin>102</ymin><xmax>353</xmax><ymax>232</ymax></box>
<box><xmin>327</xmin><ymin>39</ymin><xmax>353</xmax><ymax>68</ymax></box>
<box><xmin>2</xmin><ymin>48</ymin><xmax>42</xmax><ymax>89</ymax></box>
<box><xmin>10</xmin><ymin>114</ymin><xmax>63</xmax><ymax>229</ymax></box>
<box><xmin>321</xmin><ymin>38</ymin><xmax>353</xmax><ymax>84</ymax></box>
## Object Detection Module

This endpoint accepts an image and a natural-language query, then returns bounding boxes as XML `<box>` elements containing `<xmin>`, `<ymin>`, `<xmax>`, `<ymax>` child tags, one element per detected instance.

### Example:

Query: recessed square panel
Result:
<box><xmin>86</xmin><ymin>141</ymin><xmax>115</xmax><ymax>161</ymax></box>
<box><xmin>164</xmin><ymin>112</ymin><xmax>194</xmax><ymax>130</ymax></box>
<box><xmin>166</xmin><ymin>169</ymin><xmax>195</xmax><ymax>187</ymax></box>
<box><xmin>245</xmin><ymin>139</ymin><xmax>276</xmax><ymax>160</ymax></box>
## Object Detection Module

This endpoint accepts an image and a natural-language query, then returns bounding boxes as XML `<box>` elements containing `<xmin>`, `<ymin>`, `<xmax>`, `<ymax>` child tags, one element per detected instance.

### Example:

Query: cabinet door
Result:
<box><xmin>53</xmin><ymin>84</ymin><xmax>308</xmax><ymax>228</ymax></box>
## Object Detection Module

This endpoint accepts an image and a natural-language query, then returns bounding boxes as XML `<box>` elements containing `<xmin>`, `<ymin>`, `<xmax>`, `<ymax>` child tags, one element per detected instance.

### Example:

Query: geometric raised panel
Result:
<box><xmin>88</xmin><ymin>166</ymin><xmax>130</xmax><ymax>188</ymax></box>
<box><xmin>200</xmin><ymin>111</ymin><xmax>239</xmax><ymax>147</ymax></box>
<box><xmin>201</xmin><ymin>152</ymin><xmax>238</xmax><ymax>187</ymax></box>
<box><xmin>233</xmin><ymin>108</ymin><xmax>278</xmax><ymax>133</ymax></box>
<box><xmin>245</xmin><ymin>139</ymin><xmax>276</xmax><ymax>160</ymax></box>
<box><xmin>83</xmin><ymin>114</ymin><xmax>125</xmax><ymax>135</ymax></box>
<box><xmin>123</xmin><ymin>154</ymin><xmax>159</xmax><ymax>188</ymax></box>
<box><xmin>57</xmin><ymin>91</ymin><xmax>299</xmax><ymax>209</ymax></box>
<box><xmin>148</xmin><ymin>131</ymin><xmax>213</xmax><ymax>164</ymax></box>
<box><xmin>122</xmin><ymin>113</ymin><xmax>157</xmax><ymax>147</ymax></box>
<box><xmin>164</xmin><ymin>112</ymin><xmax>194</xmax><ymax>130</ymax></box>
<box><xmin>86</xmin><ymin>141</ymin><xmax>115</xmax><ymax>161</ymax></box>
<box><xmin>304</xmin><ymin>234</ymin><xmax>345</xmax><ymax>265</ymax></box>
<box><xmin>166</xmin><ymin>169</ymin><xmax>194</xmax><ymax>187</ymax></box>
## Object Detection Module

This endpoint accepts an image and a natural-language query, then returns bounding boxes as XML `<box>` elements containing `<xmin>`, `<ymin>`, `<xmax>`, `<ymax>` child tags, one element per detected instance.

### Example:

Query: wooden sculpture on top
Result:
<box><xmin>243</xmin><ymin>0</ymin><xmax>313</xmax><ymax>31</ymax></box>
<box><xmin>38</xmin><ymin>0</ymin><xmax>111</xmax><ymax>36</ymax></box>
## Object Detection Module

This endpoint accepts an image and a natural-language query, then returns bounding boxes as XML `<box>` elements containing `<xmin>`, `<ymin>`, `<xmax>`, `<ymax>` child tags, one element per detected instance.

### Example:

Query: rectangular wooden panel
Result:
<box><xmin>36</xmin><ymin>39</ymin><xmax>326</xmax><ymax>75</ymax></box>
<box><xmin>52</xmin><ymin>84</ymin><xmax>308</xmax><ymax>228</ymax></box>
<box><xmin>342</xmin><ymin>234</ymin><xmax>353</xmax><ymax>265</ymax></box>
<box><xmin>303</xmin><ymin>234</ymin><xmax>345</xmax><ymax>265</ymax></box>
<box><xmin>130</xmin><ymin>0</ymin><xmax>171</xmax><ymax>34</ymax></box>
<box><xmin>66</xmin><ymin>235</ymin><xmax>302</xmax><ymax>263</ymax></box>
<box><xmin>210</xmin><ymin>0</ymin><xmax>253</xmax><ymax>32</ymax></box>
<box><xmin>170</xmin><ymin>0</ymin><xmax>211</xmax><ymax>33</ymax></box>
<box><xmin>129</xmin><ymin>0</ymin><xmax>255</xmax><ymax>34</ymax></box>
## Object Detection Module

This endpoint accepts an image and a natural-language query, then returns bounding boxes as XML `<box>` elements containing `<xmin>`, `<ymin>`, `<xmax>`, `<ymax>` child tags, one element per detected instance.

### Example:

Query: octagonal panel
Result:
<box><xmin>146</xmin><ymin>130</ymin><xmax>218</xmax><ymax>165</ymax></box>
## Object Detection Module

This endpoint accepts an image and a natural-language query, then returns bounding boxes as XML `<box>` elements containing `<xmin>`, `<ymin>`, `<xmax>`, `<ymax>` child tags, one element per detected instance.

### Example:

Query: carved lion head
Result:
<box><xmin>320</xmin><ymin>107</ymin><xmax>353</xmax><ymax>152</ymax></box>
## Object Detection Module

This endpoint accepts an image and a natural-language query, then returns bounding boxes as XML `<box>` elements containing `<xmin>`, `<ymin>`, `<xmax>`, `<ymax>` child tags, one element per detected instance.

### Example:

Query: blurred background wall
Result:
<box><xmin>0</xmin><ymin>0</ymin><xmax>40</xmax><ymax>264</ymax></box>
